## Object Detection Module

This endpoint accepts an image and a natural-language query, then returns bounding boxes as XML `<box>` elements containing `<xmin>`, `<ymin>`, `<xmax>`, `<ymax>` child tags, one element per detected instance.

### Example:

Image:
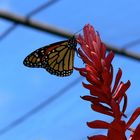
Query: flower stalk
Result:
<box><xmin>76</xmin><ymin>24</ymin><xmax>140</xmax><ymax>140</ymax></box>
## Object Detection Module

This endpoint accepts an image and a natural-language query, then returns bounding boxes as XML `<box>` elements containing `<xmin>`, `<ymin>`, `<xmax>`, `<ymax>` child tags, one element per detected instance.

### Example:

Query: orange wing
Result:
<box><xmin>23</xmin><ymin>36</ymin><xmax>77</xmax><ymax>77</ymax></box>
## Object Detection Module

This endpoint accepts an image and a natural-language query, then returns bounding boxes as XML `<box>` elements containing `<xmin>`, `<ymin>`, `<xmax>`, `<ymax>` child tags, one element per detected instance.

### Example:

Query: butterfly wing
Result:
<box><xmin>45</xmin><ymin>41</ymin><xmax>75</xmax><ymax>76</ymax></box>
<box><xmin>23</xmin><ymin>37</ymin><xmax>77</xmax><ymax>77</ymax></box>
<box><xmin>23</xmin><ymin>47</ymin><xmax>46</xmax><ymax>68</ymax></box>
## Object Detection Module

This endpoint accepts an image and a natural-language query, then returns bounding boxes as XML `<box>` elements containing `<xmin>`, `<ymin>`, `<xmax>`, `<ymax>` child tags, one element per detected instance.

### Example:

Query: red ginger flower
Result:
<box><xmin>75</xmin><ymin>24</ymin><xmax>140</xmax><ymax>140</ymax></box>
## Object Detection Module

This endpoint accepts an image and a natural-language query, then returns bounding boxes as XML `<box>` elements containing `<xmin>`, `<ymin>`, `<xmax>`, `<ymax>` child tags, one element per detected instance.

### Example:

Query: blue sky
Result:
<box><xmin>0</xmin><ymin>0</ymin><xmax>140</xmax><ymax>140</ymax></box>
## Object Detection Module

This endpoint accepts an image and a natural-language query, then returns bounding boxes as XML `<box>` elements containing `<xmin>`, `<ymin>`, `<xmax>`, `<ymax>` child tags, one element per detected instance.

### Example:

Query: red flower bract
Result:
<box><xmin>76</xmin><ymin>24</ymin><xmax>140</xmax><ymax>140</ymax></box>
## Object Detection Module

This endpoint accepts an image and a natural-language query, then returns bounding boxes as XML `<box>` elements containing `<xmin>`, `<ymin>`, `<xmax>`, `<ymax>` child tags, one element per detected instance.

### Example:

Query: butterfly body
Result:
<box><xmin>23</xmin><ymin>36</ymin><xmax>77</xmax><ymax>77</ymax></box>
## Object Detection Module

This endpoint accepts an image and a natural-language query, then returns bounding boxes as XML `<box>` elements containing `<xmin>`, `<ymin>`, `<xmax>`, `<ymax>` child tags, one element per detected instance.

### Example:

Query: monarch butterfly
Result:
<box><xmin>23</xmin><ymin>36</ymin><xmax>77</xmax><ymax>77</ymax></box>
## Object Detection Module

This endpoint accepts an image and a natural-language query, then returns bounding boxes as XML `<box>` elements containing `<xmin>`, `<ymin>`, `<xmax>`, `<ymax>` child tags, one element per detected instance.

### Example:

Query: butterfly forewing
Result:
<box><xmin>23</xmin><ymin>47</ymin><xmax>46</xmax><ymax>68</ymax></box>
<box><xmin>23</xmin><ymin>36</ymin><xmax>77</xmax><ymax>77</ymax></box>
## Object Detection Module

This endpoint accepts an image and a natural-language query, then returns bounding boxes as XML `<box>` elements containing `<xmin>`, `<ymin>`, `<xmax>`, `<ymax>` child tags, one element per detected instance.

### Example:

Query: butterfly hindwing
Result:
<box><xmin>45</xmin><ymin>43</ymin><xmax>75</xmax><ymax>76</ymax></box>
<box><xmin>23</xmin><ymin>36</ymin><xmax>77</xmax><ymax>77</ymax></box>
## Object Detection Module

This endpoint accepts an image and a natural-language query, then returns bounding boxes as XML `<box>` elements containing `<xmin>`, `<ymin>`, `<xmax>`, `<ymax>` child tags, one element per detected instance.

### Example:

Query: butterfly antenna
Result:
<box><xmin>73</xmin><ymin>28</ymin><xmax>83</xmax><ymax>36</ymax></box>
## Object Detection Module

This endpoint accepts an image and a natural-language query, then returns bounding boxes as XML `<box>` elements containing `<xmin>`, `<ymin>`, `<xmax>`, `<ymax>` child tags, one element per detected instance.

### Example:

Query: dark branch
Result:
<box><xmin>1</xmin><ymin>10</ymin><xmax>140</xmax><ymax>61</ymax></box>
<box><xmin>0</xmin><ymin>10</ymin><xmax>72</xmax><ymax>38</ymax></box>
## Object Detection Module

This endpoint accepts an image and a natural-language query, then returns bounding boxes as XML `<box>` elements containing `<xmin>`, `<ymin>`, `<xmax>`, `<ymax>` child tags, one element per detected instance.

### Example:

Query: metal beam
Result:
<box><xmin>1</xmin><ymin>10</ymin><xmax>140</xmax><ymax>61</ymax></box>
